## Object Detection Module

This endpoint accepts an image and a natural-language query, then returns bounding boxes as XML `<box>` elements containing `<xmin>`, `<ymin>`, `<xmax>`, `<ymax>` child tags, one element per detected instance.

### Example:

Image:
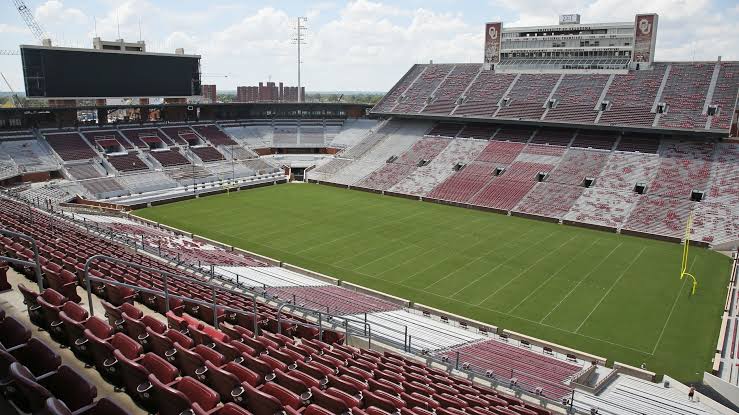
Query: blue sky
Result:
<box><xmin>1</xmin><ymin>0</ymin><xmax>738</xmax><ymax>93</ymax></box>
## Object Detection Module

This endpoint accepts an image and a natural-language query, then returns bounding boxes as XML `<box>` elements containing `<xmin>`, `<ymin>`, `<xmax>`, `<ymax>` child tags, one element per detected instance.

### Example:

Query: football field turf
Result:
<box><xmin>135</xmin><ymin>183</ymin><xmax>731</xmax><ymax>381</ymax></box>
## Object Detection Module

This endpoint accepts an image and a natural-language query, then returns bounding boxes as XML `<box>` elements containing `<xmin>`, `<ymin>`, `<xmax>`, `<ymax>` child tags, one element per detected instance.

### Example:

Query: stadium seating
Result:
<box><xmin>355</xmin><ymin>163</ymin><xmax>417</xmax><ymax>191</ymax></box>
<box><xmin>373</xmin><ymin>64</ymin><xmax>426</xmax><ymax>112</ymax></box>
<box><xmin>390</xmin><ymin>139</ymin><xmax>488</xmax><ymax>196</ymax></box>
<box><xmin>193</xmin><ymin>125</ymin><xmax>238</xmax><ymax>147</ymax></box>
<box><xmin>0</xmin><ymin>138</ymin><xmax>59</xmax><ymax>173</ymax></box>
<box><xmin>707</xmin><ymin>142</ymin><xmax>739</xmax><ymax>205</ymax></box>
<box><xmin>513</xmin><ymin>182</ymin><xmax>584</xmax><ymax>219</ymax></box>
<box><xmin>564</xmin><ymin>187</ymin><xmax>638</xmax><ymax>229</ymax></box>
<box><xmin>192</xmin><ymin>146</ymin><xmax>226</xmax><ymax>163</ymax></box>
<box><xmin>394</xmin><ymin>64</ymin><xmax>455</xmax><ymax>113</ymax></box>
<box><xmin>44</xmin><ymin>133</ymin><xmax>99</xmax><ymax>161</ymax></box>
<box><xmin>427</xmin><ymin>123</ymin><xmax>464</xmax><ymax>138</ymax></box>
<box><xmin>160</xmin><ymin>126</ymin><xmax>198</xmax><ymax>145</ymax></box>
<box><xmin>657</xmin><ymin>63</ymin><xmax>713</xmax><ymax>129</ymax></box>
<box><xmin>623</xmin><ymin>195</ymin><xmax>695</xmax><ymax>238</ymax></box>
<box><xmin>596</xmin><ymin>152</ymin><xmax>660</xmax><ymax>190</ymax></box>
<box><xmin>648</xmin><ymin>140</ymin><xmax>714</xmax><ymax>198</ymax></box>
<box><xmin>422</xmin><ymin>64</ymin><xmax>481</xmax><ymax>115</ymax></box>
<box><xmin>116</xmin><ymin>172</ymin><xmax>178</xmax><ymax>194</ymax></box>
<box><xmin>475</xmin><ymin>141</ymin><xmax>526</xmax><ymax>164</ymax></box>
<box><xmin>107</xmin><ymin>153</ymin><xmax>150</xmax><ymax>173</ymax></box>
<box><xmin>530</xmin><ymin>128</ymin><xmax>574</xmax><ymax>146</ymax></box>
<box><xmin>82</xmin><ymin>131</ymin><xmax>133</xmax><ymax>151</ymax></box>
<box><xmin>598</xmin><ymin>64</ymin><xmax>666</xmax><ymax>127</ymax></box>
<box><xmin>709</xmin><ymin>63</ymin><xmax>739</xmax><ymax>130</ymax></box>
<box><xmin>151</xmin><ymin>149</ymin><xmax>191</xmax><ymax>167</ymax></box>
<box><xmin>570</xmin><ymin>131</ymin><xmax>618</xmax><ymax>150</ymax></box>
<box><xmin>427</xmin><ymin>161</ymin><xmax>497</xmax><ymax>203</ymax></box>
<box><xmin>120</xmin><ymin>128</ymin><xmax>172</xmax><ymax>147</ymax></box>
<box><xmin>616</xmin><ymin>134</ymin><xmax>661</xmax><ymax>153</ymax></box>
<box><xmin>493</xmin><ymin>126</ymin><xmax>535</xmax><ymax>143</ymax></box>
<box><xmin>273</xmin><ymin>127</ymin><xmax>299</xmax><ymax>146</ymax></box>
<box><xmin>458</xmin><ymin>123</ymin><xmax>499</xmax><ymax>140</ymax></box>
<box><xmin>468</xmin><ymin>178</ymin><xmax>536</xmax><ymax>211</ymax></box>
<box><xmin>544</xmin><ymin>74</ymin><xmax>609</xmax><ymax>123</ymax></box>
<box><xmin>547</xmin><ymin>149</ymin><xmax>608</xmax><ymax>186</ymax></box>
<box><xmin>66</xmin><ymin>163</ymin><xmax>106</xmax><ymax>180</ymax></box>
<box><xmin>299</xmin><ymin>127</ymin><xmax>326</xmax><ymax>146</ymax></box>
<box><xmin>453</xmin><ymin>72</ymin><xmax>517</xmax><ymax>117</ymax></box>
<box><xmin>266</xmin><ymin>285</ymin><xmax>401</xmax><ymax>315</ymax></box>
<box><xmin>79</xmin><ymin>177</ymin><xmax>127</xmax><ymax>199</ymax></box>
<box><xmin>442</xmin><ymin>338</ymin><xmax>582</xmax><ymax>399</ymax></box>
<box><xmin>496</xmin><ymin>74</ymin><xmax>560</xmax><ymax>120</ymax></box>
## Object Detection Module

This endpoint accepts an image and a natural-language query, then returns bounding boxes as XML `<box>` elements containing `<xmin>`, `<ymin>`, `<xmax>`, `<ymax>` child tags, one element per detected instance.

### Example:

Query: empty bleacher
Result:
<box><xmin>547</xmin><ymin>149</ymin><xmax>609</xmax><ymax>186</ymax></box>
<box><xmin>454</xmin><ymin>72</ymin><xmax>517</xmax><ymax>117</ymax></box>
<box><xmin>427</xmin><ymin>161</ymin><xmax>498</xmax><ymax>202</ymax></box>
<box><xmin>0</xmin><ymin>138</ymin><xmax>58</xmax><ymax>173</ymax></box>
<box><xmin>616</xmin><ymin>134</ymin><xmax>661</xmax><ymax>153</ymax></box>
<box><xmin>564</xmin><ymin>188</ymin><xmax>638</xmax><ymax>229</ymax></box>
<box><xmin>160</xmin><ymin>126</ymin><xmax>198</xmax><ymax>145</ymax></box>
<box><xmin>120</xmin><ymin>128</ymin><xmax>171</xmax><ymax>148</ymax></box>
<box><xmin>299</xmin><ymin>127</ymin><xmax>326</xmax><ymax>146</ymax></box>
<box><xmin>496</xmin><ymin>74</ymin><xmax>560</xmax><ymax>120</ymax></box>
<box><xmin>193</xmin><ymin>125</ymin><xmax>238</xmax><ymax>147</ymax></box>
<box><xmin>544</xmin><ymin>74</ymin><xmax>609</xmax><ymax>123</ymax></box>
<box><xmin>709</xmin><ymin>62</ymin><xmax>739</xmax><ymax>130</ymax></box>
<box><xmin>649</xmin><ymin>140</ymin><xmax>714</xmax><ymax>198</ymax></box>
<box><xmin>458</xmin><ymin>123</ymin><xmax>499</xmax><ymax>140</ymax></box>
<box><xmin>657</xmin><ymin>63</ymin><xmax>713</xmax><ymax>129</ymax></box>
<box><xmin>82</xmin><ymin>130</ymin><xmax>133</xmax><ymax>151</ymax></box>
<box><xmin>623</xmin><ymin>195</ymin><xmax>695</xmax><ymax>238</ymax></box>
<box><xmin>422</xmin><ymin>64</ymin><xmax>481</xmax><ymax>115</ymax></box>
<box><xmin>571</xmin><ymin>130</ymin><xmax>618</xmax><ymax>150</ymax></box>
<box><xmin>442</xmin><ymin>338</ymin><xmax>582</xmax><ymax>399</ymax></box>
<box><xmin>44</xmin><ymin>133</ymin><xmax>99</xmax><ymax>161</ymax></box>
<box><xmin>513</xmin><ymin>182</ymin><xmax>584</xmax><ymax>219</ymax></box>
<box><xmin>598</xmin><ymin>64</ymin><xmax>666</xmax><ymax>127</ymax></box>
<box><xmin>530</xmin><ymin>128</ymin><xmax>574</xmax><ymax>146</ymax></box>
<box><xmin>151</xmin><ymin>149</ymin><xmax>191</xmax><ymax>167</ymax></box>
<box><xmin>390</xmin><ymin>139</ymin><xmax>488</xmax><ymax>196</ymax></box>
<box><xmin>596</xmin><ymin>152</ymin><xmax>660</xmax><ymax>190</ymax></box>
<box><xmin>191</xmin><ymin>146</ymin><xmax>226</xmax><ymax>163</ymax></box>
<box><xmin>107</xmin><ymin>153</ymin><xmax>150</xmax><ymax>173</ymax></box>
<box><xmin>273</xmin><ymin>127</ymin><xmax>299</xmax><ymax>146</ymax></box>
<box><xmin>493</xmin><ymin>126</ymin><xmax>536</xmax><ymax>143</ymax></box>
<box><xmin>707</xmin><ymin>142</ymin><xmax>739</xmax><ymax>205</ymax></box>
<box><xmin>373</xmin><ymin>64</ymin><xmax>426</xmax><ymax>112</ymax></box>
<box><xmin>65</xmin><ymin>163</ymin><xmax>106</xmax><ymax>180</ymax></box>
<box><xmin>116</xmin><ymin>172</ymin><xmax>178</xmax><ymax>194</ymax></box>
<box><xmin>394</xmin><ymin>64</ymin><xmax>455</xmax><ymax>113</ymax></box>
<box><xmin>78</xmin><ymin>177</ymin><xmax>128</xmax><ymax>199</ymax></box>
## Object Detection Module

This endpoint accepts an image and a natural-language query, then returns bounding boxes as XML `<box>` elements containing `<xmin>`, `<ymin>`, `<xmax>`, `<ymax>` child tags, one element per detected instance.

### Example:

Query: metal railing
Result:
<box><xmin>0</xmin><ymin>228</ymin><xmax>43</xmax><ymax>290</ymax></box>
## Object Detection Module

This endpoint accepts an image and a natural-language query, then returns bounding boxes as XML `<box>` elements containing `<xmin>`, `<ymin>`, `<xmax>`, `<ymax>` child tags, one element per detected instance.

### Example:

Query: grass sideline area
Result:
<box><xmin>135</xmin><ymin>183</ymin><xmax>731</xmax><ymax>382</ymax></box>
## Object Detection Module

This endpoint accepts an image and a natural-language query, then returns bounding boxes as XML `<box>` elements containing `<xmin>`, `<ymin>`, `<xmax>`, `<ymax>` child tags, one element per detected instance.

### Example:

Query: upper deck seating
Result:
<box><xmin>530</xmin><ymin>128</ymin><xmax>574</xmax><ymax>146</ymax></box>
<box><xmin>82</xmin><ymin>131</ymin><xmax>133</xmax><ymax>150</ymax></box>
<box><xmin>394</xmin><ymin>64</ymin><xmax>455</xmax><ymax>113</ymax></box>
<box><xmin>571</xmin><ymin>131</ymin><xmax>618</xmax><ymax>150</ymax></box>
<box><xmin>709</xmin><ymin>63</ymin><xmax>739</xmax><ymax>130</ymax></box>
<box><xmin>598</xmin><ymin>65</ymin><xmax>666</xmax><ymax>127</ymax></box>
<box><xmin>107</xmin><ymin>153</ymin><xmax>150</xmax><ymax>173</ymax></box>
<box><xmin>544</xmin><ymin>74</ymin><xmax>609</xmax><ymax>123</ymax></box>
<box><xmin>657</xmin><ymin>63</ymin><xmax>713</xmax><ymax>129</ymax></box>
<box><xmin>496</xmin><ymin>74</ymin><xmax>560</xmax><ymax>120</ymax></box>
<box><xmin>120</xmin><ymin>128</ymin><xmax>172</xmax><ymax>147</ymax></box>
<box><xmin>373</xmin><ymin>64</ymin><xmax>426</xmax><ymax>112</ymax></box>
<box><xmin>422</xmin><ymin>64</ymin><xmax>480</xmax><ymax>115</ymax></box>
<box><xmin>493</xmin><ymin>126</ymin><xmax>535</xmax><ymax>143</ymax></box>
<box><xmin>192</xmin><ymin>146</ymin><xmax>226</xmax><ymax>163</ymax></box>
<box><xmin>453</xmin><ymin>72</ymin><xmax>517</xmax><ymax>117</ymax></box>
<box><xmin>152</xmin><ymin>149</ymin><xmax>191</xmax><ymax>167</ymax></box>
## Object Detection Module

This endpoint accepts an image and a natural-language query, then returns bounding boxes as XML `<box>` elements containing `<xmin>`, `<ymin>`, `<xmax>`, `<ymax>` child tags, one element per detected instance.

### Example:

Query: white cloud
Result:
<box><xmin>34</xmin><ymin>0</ymin><xmax>87</xmax><ymax>25</ymax></box>
<box><xmin>0</xmin><ymin>24</ymin><xmax>27</xmax><ymax>34</ymax></box>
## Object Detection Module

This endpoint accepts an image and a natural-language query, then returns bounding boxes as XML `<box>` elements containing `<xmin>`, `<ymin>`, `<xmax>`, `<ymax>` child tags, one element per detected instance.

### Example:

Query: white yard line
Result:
<box><xmin>424</xmin><ymin>227</ymin><xmax>543</xmax><ymax>291</ymax></box>
<box><xmin>650</xmin><ymin>256</ymin><xmax>699</xmax><ymax>355</ymax></box>
<box><xmin>539</xmin><ymin>242</ymin><xmax>624</xmax><ymax>324</ymax></box>
<box><xmin>508</xmin><ymin>238</ymin><xmax>602</xmax><ymax>314</ymax></box>
<box><xmin>574</xmin><ymin>246</ymin><xmax>646</xmax><ymax>333</ymax></box>
<box><xmin>475</xmin><ymin>234</ymin><xmax>580</xmax><ymax>305</ymax></box>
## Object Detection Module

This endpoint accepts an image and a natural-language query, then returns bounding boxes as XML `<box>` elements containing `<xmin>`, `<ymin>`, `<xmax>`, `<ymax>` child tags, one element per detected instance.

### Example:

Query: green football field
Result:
<box><xmin>135</xmin><ymin>183</ymin><xmax>731</xmax><ymax>382</ymax></box>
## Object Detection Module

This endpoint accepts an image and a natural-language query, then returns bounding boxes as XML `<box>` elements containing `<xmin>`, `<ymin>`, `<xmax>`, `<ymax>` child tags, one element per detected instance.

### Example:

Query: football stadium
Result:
<box><xmin>0</xmin><ymin>4</ymin><xmax>738</xmax><ymax>415</ymax></box>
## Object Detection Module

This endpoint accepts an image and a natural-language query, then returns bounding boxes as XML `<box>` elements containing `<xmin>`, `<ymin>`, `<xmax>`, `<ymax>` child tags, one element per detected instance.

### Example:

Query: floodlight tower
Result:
<box><xmin>291</xmin><ymin>17</ymin><xmax>308</xmax><ymax>103</ymax></box>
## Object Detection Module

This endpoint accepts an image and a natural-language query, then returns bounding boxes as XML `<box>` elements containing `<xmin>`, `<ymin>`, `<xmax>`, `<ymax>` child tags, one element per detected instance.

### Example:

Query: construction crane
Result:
<box><xmin>11</xmin><ymin>0</ymin><xmax>50</xmax><ymax>42</ymax></box>
<box><xmin>1</xmin><ymin>72</ymin><xmax>23</xmax><ymax>108</ymax></box>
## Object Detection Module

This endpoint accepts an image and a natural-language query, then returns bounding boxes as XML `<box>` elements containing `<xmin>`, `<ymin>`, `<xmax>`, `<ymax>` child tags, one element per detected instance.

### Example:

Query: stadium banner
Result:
<box><xmin>632</xmin><ymin>14</ymin><xmax>658</xmax><ymax>65</ymax></box>
<box><xmin>483</xmin><ymin>22</ymin><xmax>503</xmax><ymax>70</ymax></box>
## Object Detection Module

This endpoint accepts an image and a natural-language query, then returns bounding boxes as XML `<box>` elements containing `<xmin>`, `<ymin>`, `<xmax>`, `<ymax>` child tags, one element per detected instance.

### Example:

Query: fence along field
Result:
<box><xmin>135</xmin><ymin>183</ymin><xmax>731</xmax><ymax>381</ymax></box>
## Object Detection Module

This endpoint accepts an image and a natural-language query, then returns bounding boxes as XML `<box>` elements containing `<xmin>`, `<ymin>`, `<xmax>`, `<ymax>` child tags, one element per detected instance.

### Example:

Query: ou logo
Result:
<box><xmin>638</xmin><ymin>18</ymin><xmax>651</xmax><ymax>34</ymax></box>
<box><xmin>489</xmin><ymin>26</ymin><xmax>498</xmax><ymax>40</ymax></box>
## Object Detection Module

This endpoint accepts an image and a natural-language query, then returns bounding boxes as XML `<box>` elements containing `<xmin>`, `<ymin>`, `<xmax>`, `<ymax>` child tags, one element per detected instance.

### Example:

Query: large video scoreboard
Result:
<box><xmin>20</xmin><ymin>45</ymin><xmax>201</xmax><ymax>98</ymax></box>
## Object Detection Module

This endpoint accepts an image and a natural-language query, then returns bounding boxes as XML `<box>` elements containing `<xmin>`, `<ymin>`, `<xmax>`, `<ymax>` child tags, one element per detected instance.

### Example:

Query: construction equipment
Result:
<box><xmin>11</xmin><ymin>0</ymin><xmax>51</xmax><ymax>43</ymax></box>
<box><xmin>1</xmin><ymin>72</ymin><xmax>24</xmax><ymax>108</ymax></box>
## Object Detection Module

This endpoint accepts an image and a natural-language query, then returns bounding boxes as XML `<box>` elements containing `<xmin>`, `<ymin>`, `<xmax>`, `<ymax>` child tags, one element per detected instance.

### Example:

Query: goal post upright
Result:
<box><xmin>680</xmin><ymin>211</ymin><xmax>698</xmax><ymax>295</ymax></box>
